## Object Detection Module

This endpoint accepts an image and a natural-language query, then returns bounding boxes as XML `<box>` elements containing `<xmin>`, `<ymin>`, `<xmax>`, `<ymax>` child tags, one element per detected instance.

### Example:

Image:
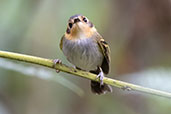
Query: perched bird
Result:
<box><xmin>56</xmin><ymin>14</ymin><xmax>112</xmax><ymax>94</ymax></box>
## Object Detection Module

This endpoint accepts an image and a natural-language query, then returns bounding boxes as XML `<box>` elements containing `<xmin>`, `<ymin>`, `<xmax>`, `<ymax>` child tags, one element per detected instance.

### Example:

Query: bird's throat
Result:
<box><xmin>65</xmin><ymin>26</ymin><xmax>95</xmax><ymax>40</ymax></box>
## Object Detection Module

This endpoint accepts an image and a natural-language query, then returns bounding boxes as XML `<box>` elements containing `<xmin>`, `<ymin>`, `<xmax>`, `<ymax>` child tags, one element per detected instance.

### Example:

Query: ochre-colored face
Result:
<box><xmin>65</xmin><ymin>14</ymin><xmax>96</xmax><ymax>40</ymax></box>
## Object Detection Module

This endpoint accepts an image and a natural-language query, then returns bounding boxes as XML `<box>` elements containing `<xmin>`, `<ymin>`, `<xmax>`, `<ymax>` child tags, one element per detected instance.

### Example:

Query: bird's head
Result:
<box><xmin>65</xmin><ymin>14</ymin><xmax>97</xmax><ymax>40</ymax></box>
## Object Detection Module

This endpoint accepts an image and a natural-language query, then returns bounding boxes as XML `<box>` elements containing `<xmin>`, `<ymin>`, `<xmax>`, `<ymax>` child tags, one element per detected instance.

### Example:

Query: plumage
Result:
<box><xmin>60</xmin><ymin>14</ymin><xmax>112</xmax><ymax>94</ymax></box>
<box><xmin>61</xmin><ymin>36</ymin><xmax>103</xmax><ymax>71</ymax></box>
<box><xmin>96</xmin><ymin>33</ymin><xmax>111</xmax><ymax>74</ymax></box>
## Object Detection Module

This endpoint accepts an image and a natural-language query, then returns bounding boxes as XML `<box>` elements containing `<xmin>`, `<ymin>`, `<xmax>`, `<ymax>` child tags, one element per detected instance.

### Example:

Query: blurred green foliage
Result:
<box><xmin>0</xmin><ymin>0</ymin><xmax>171</xmax><ymax>114</ymax></box>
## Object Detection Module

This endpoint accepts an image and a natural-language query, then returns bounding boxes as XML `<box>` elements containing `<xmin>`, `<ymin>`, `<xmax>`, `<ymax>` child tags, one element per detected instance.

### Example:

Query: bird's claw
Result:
<box><xmin>96</xmin><ymin>68</ymin><xmax>104</xmax><ymax>86</ymax></box>
<box><xmin>53</xmin><ymin>59</ymin><xmax>62</xmax><ymax>73</ymax></box>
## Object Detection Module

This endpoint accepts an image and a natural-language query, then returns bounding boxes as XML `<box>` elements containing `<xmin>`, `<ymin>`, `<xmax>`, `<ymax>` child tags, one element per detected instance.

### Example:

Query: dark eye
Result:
<box><xmin>68</xmin><ymin>23</ymin><xmax>73</xmax><ymax>28</ymax></box>
<box><xmin>83</xmin><ymin>17</ymin><xmax>87</xmax><ymax>22</ymax></box>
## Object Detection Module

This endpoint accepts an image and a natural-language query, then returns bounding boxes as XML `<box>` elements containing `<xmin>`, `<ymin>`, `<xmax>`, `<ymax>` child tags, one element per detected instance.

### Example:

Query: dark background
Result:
<box><xmin>0</xmin><ymin>0</ymin><xmax>171</xmax><ymax>114</ymax></box>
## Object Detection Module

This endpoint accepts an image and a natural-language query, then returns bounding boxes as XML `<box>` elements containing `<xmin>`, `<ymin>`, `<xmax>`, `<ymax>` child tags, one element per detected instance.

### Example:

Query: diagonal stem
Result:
<box><xmin>0</xmin><ymin>50</ymin><xmax>171</xmax><ymax>98</ymax></box>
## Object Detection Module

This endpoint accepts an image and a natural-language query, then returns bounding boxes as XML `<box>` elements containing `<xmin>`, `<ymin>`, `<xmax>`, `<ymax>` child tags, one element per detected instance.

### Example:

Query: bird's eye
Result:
<box><xmin>83</xmin><ymin>17</ymin><xmax>87</xmax><ymax>23</ymax></box>
<box><xmin>68</xmin><ymin>23</ymin><xmax>73</xmax><ymax>28</ymax></box>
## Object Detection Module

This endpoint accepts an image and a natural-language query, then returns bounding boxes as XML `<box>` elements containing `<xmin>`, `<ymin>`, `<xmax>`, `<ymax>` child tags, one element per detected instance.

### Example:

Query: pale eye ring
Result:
<box><xmin>83</xmin><ymin>17</ymin><xmax>87</xmax><ymax>23</ymax></box>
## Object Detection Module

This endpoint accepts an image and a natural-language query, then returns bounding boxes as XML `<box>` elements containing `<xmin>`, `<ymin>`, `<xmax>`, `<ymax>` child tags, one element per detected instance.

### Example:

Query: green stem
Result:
<box><xmin>0</xmin><ymin>50</ymin><xmax>171</xmax><ymax>98</ymax></box>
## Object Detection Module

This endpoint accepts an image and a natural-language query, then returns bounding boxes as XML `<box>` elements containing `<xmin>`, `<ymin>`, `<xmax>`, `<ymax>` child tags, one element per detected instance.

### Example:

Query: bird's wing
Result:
<box><xmin>59</xmin><ymin>35</ymin><xmax>65</xmax><ymax>50</ymax></box>
<box><xmin>96</xmin><ymin>34</ymin><xmax>111</xmax><ymax>74</ymax></box>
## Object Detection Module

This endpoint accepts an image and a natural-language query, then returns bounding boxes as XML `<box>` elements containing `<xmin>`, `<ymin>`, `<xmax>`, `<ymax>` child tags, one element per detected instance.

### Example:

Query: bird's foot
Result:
<box><xmin>53</xmin><ymin>59</ymin><xmax>62</xmax><ymax>73</ymax></box>
<box><xmin>96</xmin><ymin>67</ymin><xmax>104</xmax><ymax>86</ymax></box>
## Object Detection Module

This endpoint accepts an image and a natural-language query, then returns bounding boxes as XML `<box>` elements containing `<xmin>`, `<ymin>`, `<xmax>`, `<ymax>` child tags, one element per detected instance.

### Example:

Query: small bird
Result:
<box><xmin>56</xmin><ymin>14</ymin><xmax>112</xmax><ymax>94</ymax></box>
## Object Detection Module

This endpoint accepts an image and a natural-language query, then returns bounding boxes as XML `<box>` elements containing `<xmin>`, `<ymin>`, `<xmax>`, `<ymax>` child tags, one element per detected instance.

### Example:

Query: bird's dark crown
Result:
<box><xmin>69</xmin><ymin>14</ymin><xmax>83</xmax><ymax>20</ymax></box>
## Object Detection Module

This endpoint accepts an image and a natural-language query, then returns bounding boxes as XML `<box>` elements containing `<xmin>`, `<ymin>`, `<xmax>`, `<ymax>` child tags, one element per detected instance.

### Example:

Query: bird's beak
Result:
<box><xmin>74</xmin><ymin>18</ymin><xmax>80</xmax><ymax>23</ymax></box>
<box><xmin>73</xmin><ymin>18</ymin><xmax>82</xmax><ymax>30</ymax></box>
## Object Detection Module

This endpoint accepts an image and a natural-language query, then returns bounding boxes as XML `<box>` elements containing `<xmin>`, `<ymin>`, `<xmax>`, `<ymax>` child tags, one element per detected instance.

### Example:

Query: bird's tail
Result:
<box><xmin>91</xmin><ymin>81</ymin><xmax>112</xmax><ymax>95</ymax></box>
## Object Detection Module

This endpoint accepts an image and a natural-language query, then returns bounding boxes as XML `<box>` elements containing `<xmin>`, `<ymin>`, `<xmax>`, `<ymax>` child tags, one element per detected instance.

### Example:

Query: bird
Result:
<box><xmin>55</xmin><ymin>14</ymin><xmax>112</xmax><ymax>95</ymax></box>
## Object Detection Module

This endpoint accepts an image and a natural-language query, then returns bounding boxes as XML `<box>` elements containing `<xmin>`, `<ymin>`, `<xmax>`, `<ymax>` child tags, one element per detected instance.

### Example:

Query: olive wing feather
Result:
<box><xmin>96</xmin><ymin>34</ymin><xmax>111</xmax><ymax>74</ymax></box>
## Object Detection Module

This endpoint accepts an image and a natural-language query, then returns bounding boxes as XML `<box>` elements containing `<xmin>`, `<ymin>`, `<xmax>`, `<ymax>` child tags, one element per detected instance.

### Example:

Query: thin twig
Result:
<box><xmin>0</xmin><ymin>50</ymin><xmax>171</xmax><ymax>98</ymax></box>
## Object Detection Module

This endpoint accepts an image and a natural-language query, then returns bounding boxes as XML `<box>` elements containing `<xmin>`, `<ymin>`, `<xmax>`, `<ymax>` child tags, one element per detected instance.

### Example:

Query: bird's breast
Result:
<box><xmin>62</xmin><ymin>37</ymin><xmax>103</xmax><ymax>71</ymax></box>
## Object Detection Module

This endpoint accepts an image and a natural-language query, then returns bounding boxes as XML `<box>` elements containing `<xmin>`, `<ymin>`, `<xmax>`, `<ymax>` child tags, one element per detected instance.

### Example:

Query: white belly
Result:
<box><xmin>62</xmin><ymin>38</ymin><xmax>103</xmax><ymax>71</ymax></box>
